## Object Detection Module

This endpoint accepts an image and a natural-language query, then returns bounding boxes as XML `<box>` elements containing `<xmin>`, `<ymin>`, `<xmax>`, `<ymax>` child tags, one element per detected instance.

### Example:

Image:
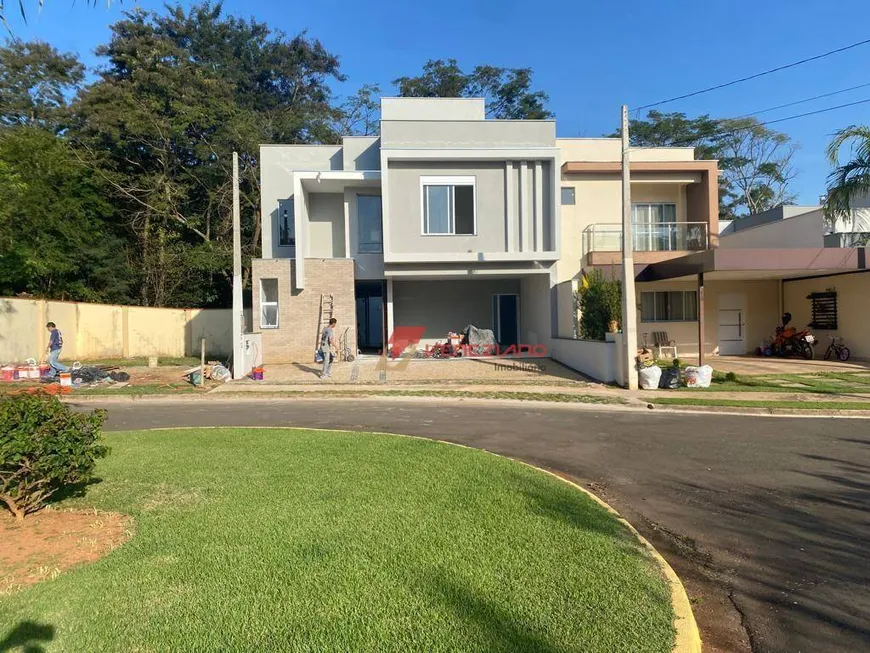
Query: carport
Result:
<box><xmin>636</xmin><ymin>247</ymin><xmax>868</xmax><ymax>364</ymax></box>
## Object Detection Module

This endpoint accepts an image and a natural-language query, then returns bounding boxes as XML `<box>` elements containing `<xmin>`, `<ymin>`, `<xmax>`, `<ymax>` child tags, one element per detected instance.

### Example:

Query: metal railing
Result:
<box><xmin>582</xmin><ymin>222</ymin><xmax>709</xmax><ymax>255</ymax></box>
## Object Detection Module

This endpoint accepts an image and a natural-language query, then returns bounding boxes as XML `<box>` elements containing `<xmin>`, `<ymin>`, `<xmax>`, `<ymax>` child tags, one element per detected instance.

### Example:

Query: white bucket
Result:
<box><xmin>148</xmin><ymin>356</ymin><xmax>159</xmax><ymax>368</ymax></box>
<box><xmin>59</xmin><ymin>372</ymin><xmax>72</xmax><ymax>387</ymax></box>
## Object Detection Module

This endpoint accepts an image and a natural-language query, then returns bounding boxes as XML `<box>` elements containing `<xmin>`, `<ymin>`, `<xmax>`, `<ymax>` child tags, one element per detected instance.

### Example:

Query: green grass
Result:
<box><xmin>81</xmin><ymin>356</ymin><xmax>203</xmax><ymax>367</ymax></box>
<box><xmin>218</xmin><ymin>389</ymin><xmax>625</xmax><ymax>404</ymax></box>
<box><xmin>648</xmin><ymin>397</ymin><xmax>870</xmax><ymax>411</ymax></box>
<box><xmin>73</xmin><ymin>382</ymin><xmax>206</xmax><ymax>396</ymax></box>
<box><xmin>0</xmin><ymin>428</ymin><xmax>674</xmax><ymax>652</ymax></box>
<box><xmin>701</xmin><ymin>372</ymin><xmax>870</xmax><ymax>396</ymax></box>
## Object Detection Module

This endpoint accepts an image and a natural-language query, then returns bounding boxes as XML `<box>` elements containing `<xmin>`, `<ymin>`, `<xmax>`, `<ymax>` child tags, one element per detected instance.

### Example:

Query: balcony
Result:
<box><xmin>583</xmin><ymin>222</ymin><xmax>709</xmax><ymax>266</ymax></box>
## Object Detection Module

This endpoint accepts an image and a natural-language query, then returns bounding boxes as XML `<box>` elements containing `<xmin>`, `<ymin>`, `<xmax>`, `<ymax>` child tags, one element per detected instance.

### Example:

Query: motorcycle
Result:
<box><xmin>771</xmin><ymin>313</ymin><xmax>816</xmax><ymax>360</ymax></box>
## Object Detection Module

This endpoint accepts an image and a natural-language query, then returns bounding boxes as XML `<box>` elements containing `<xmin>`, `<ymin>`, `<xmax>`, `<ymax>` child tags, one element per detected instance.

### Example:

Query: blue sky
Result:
<box><xmin>5</xmin><ymin>0</ymin><xmax>870</xmax><ymax>204</ymax></box>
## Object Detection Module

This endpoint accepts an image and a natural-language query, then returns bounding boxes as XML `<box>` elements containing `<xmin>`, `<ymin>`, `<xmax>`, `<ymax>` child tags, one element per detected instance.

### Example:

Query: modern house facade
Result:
<box><xmin>248</xmin><ymin>96</ymin><xmax>868</xmax><ymax>380</ymax></box>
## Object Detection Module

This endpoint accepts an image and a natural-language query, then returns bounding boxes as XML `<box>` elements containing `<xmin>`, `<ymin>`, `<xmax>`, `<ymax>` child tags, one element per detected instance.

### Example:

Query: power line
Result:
<box><xmin>742</xmin><ymin>81</ymin><xmax>870</xmax><ymax>117</ymax></box>
<box><xmin>636</xmin><ymin>37</ymin><xmax>870</xmax><ymax>110</ymax></box>
<box><xmin>627</xmin><ymin>97</ymin><xmax>870</xmax><ymax>151</ymax></box>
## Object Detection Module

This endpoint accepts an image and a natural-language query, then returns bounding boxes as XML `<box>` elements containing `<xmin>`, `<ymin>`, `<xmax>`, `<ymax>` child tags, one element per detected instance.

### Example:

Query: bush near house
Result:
<box><xmin>0</xmin><ymin>394</ymin><xmax>108</xmax><ymax>521</ymax></box>
<box><xmin>578</xmin><ymin>270</ymin><xmax>622</xmax><ymax>340</ymax></box>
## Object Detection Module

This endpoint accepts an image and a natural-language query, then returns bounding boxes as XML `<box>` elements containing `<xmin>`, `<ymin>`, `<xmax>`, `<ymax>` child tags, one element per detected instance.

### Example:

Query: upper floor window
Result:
<box><xmin>357</xmin><ymin>195</ymin><xmax>383</xmax><ymax>253</ymax></box>
<box><xmin>279</xmin><ymin>198</ymin><xmax>295</xmax><ymax>247</ymax></box>
<box><xmin>421</xmin><ymin>176</ymin><xmax>476</xmax><ymax>236</ymax></box>
<box><xmin>561</xmin><ymin>187</ymin><xmax>576</xmax><ymax>205</ymax></box>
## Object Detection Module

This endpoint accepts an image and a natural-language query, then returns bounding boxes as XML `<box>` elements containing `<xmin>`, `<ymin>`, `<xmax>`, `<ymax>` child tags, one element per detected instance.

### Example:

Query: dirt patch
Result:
<box><xmin>0</xmin><ymin>509</ymin><xmax>133</xmax><ymax>594</ymax></box>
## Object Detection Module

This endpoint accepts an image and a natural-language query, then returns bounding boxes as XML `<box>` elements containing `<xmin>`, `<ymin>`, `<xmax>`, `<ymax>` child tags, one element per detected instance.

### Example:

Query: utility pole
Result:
<box><xmin>231</xmin><ymin>151</ymin><xmax>245</xmax><ymax>380</ymax></box>
<box><xmin>621</xmin><ymin>106</ymin><xmax>639</xmax><ymax>390</ymax></box>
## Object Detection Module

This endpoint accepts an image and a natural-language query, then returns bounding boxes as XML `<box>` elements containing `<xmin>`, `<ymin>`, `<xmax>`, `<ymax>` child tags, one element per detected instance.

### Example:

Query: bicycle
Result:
<box><xmin>823</xmin><ymin>336</ymin><xmax>851</xmax><ymax>362</ymax></box>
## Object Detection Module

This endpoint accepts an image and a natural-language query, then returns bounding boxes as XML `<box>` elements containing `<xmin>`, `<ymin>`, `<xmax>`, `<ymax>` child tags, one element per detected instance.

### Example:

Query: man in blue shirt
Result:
<box><xmin>45</xmin><ymin>322</ymin><xmax>69</xmax><ymax>378</ymax></box>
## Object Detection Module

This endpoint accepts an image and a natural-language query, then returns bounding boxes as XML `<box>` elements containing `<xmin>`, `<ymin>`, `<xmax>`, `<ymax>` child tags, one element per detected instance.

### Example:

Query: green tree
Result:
<box><xmin>825</xmin><ymin>125</ymin><xmax>870</xmax><ymax>223</ymax></box>
<box><xmin>0</xmin><ymin>39</ymin><xmax>84</xmax><ymax>130</ymax></box>
<box><xmin>577</xmin><ymin>270</ymin><xmax>622</xmax><ymax>341</ymax></box>
<box><xmin>72</xmin><ymin>2</ymin><xmax>345</xmax><ymax>307</ymax></box>
<box><xmin>394</xmin><ymin>59</ymin><xmax>552</xmax><ymax>119</ymax></box>
<box><xmin>0</xmin><ymin>126</ymin><xmax>131</xmax><ymax>301</ymax></box>
<box><xmin>615</xmin><ymin>111</ymin><xmax>797</xmax><ymax>219</ymax></box>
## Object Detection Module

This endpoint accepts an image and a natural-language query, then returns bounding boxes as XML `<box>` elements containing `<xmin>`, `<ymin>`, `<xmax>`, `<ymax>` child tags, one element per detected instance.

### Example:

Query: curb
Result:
<box><xmin>123</xmin><ymin>425</ymin><xmax>702</xmax><ymax>653</ymax></box>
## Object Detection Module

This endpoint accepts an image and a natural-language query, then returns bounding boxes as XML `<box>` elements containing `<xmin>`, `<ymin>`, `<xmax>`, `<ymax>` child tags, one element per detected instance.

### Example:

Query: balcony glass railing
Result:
<box><xmin>583</xmin><ymin>222</ymin><xmax>708</xmax><ymax>255</ymax></box>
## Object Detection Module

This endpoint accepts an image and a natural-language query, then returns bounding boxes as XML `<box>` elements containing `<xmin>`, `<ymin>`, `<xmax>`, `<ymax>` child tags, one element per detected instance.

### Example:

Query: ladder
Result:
<box><xmin>316</xmin><ymin>293</ymin><xmax>334</xmax><ymax>349</ymax></box>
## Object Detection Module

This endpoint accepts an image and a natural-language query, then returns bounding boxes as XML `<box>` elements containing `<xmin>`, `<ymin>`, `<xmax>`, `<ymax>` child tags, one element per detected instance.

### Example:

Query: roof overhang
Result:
<box><xmin>636</xmin><ymin>247</ymin><xmax>868</xmax><ymax>282</ymax></box>
<box><xmin>298</xmin><ymin>170</ymin><xmax>381</xmax><ymax>193</ymax></box>
<box><xmin>562</xmin><ymin>160</ymin><xmax>718</xmax><ymax>176</ymax></box>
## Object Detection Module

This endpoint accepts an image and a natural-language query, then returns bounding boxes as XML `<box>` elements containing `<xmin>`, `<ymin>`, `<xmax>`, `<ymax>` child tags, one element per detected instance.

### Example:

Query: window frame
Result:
<box><xmin>260</xmin><ymin>278</ymin><xmax>280</xmax><ymax>329</ymax></box>
<box><xmin>356</xmin><ymin>194</ymin><xmax>383</xmax><ymax>254</ymax></box>
<box><xmin>419</xmin><ymin>175</ymin><xmax>477</xmax><ymax>236</ymax></box>
<box><xmin>278</xmin><ymin>198</ymin><xmax>295</xmax><ymax>248</ymax></box>
<box><xmin>561</xmin><ymin>186</ymin><xmax>576</xmax><ymax>205</ymax></box>
<box><xmin>640</xmin><ymin>290</ymin><xmax>698</xmax><ymax>322</ymax></box>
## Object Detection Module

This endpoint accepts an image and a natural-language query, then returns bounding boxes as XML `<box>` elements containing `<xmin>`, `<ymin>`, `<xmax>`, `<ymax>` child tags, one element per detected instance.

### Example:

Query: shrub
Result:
<box><xmin>577</xmin><ymin>270</ymin><xmax>622</xmax><ymax>340</ymax></box>
<box><xmin>0</xmin><ymin>393</ymin><xmax>108</xmax><ymax>521</ymax></box>
<box><xmin>725</xmin><ymin>371</ymin><xmax>738</xmax><ymax>382</ymax></box>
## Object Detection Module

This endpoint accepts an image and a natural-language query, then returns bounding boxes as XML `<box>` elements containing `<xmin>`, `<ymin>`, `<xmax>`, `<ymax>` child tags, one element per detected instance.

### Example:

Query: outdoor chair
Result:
<box><xmin>652</xmin><ymin>332</ymin><xmax>678</xmax><ymax>359</ymax></box>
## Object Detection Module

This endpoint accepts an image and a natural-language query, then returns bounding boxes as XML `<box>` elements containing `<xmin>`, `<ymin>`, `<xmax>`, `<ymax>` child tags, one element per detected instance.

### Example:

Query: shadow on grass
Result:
<box><xmin>425</xmin><ymin>570</ymin><xmax>568</xmax><ymax>653</ymax></box>
<box><xmin>45</xmin><ymin>478</ymin><xmax>103</xmax><ymax>506</ymax></box>
<box><xmin>518</xmin><ymin>482</ymin><xmax>623</xmax><ymax>539</ymax></box>
<box><xmin>0</xmin><ymin>621</ymin><xmax>54</xmax><ymax>653</ymax></box>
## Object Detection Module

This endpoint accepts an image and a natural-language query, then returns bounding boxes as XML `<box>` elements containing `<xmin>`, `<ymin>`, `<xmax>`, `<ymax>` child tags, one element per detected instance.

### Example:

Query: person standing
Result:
<box><xmin>320</xmin><ymin>317</ymin><xmax>337</xmax><ymax>379</ymax></box>
<box><xmin>45</xmin><ymin>322</ymin><xmax>69</xmax><ymax>378</ymax></box>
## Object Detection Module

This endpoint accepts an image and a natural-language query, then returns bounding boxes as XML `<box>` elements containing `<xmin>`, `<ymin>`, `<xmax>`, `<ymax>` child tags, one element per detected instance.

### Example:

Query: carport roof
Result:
<box><xmin>635</xmin><ymin>247</ymin><xmax>868</xmax><ymax>282</ymax></box>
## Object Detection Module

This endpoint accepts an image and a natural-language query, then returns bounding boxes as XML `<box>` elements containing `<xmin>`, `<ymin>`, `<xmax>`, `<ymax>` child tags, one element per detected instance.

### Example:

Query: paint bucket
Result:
<box><xmin>15</xmin><ymin>366</ymin><xmax>28</xmax><ymax>381</ymax></box>
<box><xmin>27</xmin><ymin>365</ymin><xmax>40</xmax><ymax>379</ymax></box>
<box><xmin>251</xmin><ymin>366</ymin><xmax>264</xmax><ymax>381</ymax></box>
<box><xmin>1</xmin><ymin>366</ymin><xmax>14</xmax><ymax>382</ymax></box>
<box><xmin>59</xmin><ymin>372</ymin><xmax>72</xmax><ymax>387</ymax></box>
<box><xmin>39</xmin><ymin>364</ymin><xmax>51</xmax><ymax>379</ymax></box>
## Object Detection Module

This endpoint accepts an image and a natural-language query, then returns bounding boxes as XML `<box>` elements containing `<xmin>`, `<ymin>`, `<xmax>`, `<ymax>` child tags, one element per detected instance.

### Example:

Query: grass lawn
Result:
<box><xmin>649</xmin><ymin>397</ymin><xmax>870</xmax><ymax>411</ymax></box>
<box><xmin>81</xmin><ymin>356</ymin><xmax>203</xmax><ymax>367</ymax></box>
<box><xmin>0</xmin><ymin>428</ymin><xmax>674</xmax><ymax>653</ymax></box>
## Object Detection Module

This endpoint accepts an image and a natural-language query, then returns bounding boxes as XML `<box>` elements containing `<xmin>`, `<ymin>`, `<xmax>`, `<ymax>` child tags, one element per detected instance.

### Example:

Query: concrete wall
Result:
<box><xmin>783</xmin><ymin>272</ymin><xmax>870</xmax><ymax>359</ymax></box>
<box><xmin>0</xmin><ymin>297</ymin><xmax>237</xmax><ymax>362</ymax></box>
<box><xmin>260</xmin><ymin>145</ymin><xmax>343</xmax><ymax>259</ymax></box>
<box><xmin>387</xmin><ymin>160</ymin><xmax>555</xmax><ymax>256</ymax></box>
<box><xmin>556</xmin><ymin>138</ymin><xmax>697</xmax><ymax>163</ymax></box>
<box><xmin>718</xmin><ymin>210</ymin><xmax>826</xmax><ymax>249</ymax></box>
<box><xmin>554</xmin><ymin>279</ymin><xmax>577</xmax><ymax>338</ymax></box>
<box><xmin>392</xmin><ymin>278</ymin><xmax>521</xmax><ymax>345</ymax></box>
<box><xmin>520</xmin><ymin>274</ymin><xmax>553</xmax><ymax>347</ymax></box>
<box><xmin>342</xmin><ymin>137</ymin><xmax>380</xmax><ymax>171</ymax></box>
<box><xmin>381</xmin><ymin>97</ymin><xmax>485</xmax><ymax>121</ymax></box>
<box><xmin>381</xmin><ymin>119</ymin><xmax>555</xmax><ymax>148</ymax></box>
<box><xmin>307</xmin><ymin>193</ymin><xmax>346</xmax><ymax>258</ymax></box>
<box><xmin>548</xmin><ymin>337</ymin><xmax>619</xmax><ymax>384</ymax></box>
<box><xmin>252</xmin><ymin>258</ymin><xmax>357</xmax><ymax>363</ymax></box>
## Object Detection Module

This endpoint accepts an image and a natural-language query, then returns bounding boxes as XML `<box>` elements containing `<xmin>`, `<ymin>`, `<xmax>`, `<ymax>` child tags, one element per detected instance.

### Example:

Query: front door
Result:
<box><xmin>493</xmin><ymin>294</ymin><xmax>520</xmax><ymax>348</ymax></box>
<box><xmin>355</xmin><ymin>281</ymin><xmax>384</xmax><ymax>353</ymax></box>
<box><xmin>718</xmin><ymin>293</ymin><xmax>745</xmax><ymax>356</ymax></box>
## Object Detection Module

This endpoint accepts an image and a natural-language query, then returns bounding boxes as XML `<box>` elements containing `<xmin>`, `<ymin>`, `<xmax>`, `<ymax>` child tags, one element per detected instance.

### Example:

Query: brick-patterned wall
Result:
<box><xmin>252</xmin><ymin>258</ymin><xmax>357</xmax><ymax>363</ymax></box>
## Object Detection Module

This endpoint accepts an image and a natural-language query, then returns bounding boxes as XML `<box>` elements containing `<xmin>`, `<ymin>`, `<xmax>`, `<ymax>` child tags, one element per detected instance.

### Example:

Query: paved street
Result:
<box><xmin>87</xmin><ymin>398</ymin><xmax>870</xmax><ymax>653</ymax></box>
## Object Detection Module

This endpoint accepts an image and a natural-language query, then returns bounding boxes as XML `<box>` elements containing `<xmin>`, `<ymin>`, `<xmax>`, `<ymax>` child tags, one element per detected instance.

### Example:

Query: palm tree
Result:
<box><xmin>825</xmin><ymin>125</ymin><xmax>870</xmax><ymax>224</ymax></box>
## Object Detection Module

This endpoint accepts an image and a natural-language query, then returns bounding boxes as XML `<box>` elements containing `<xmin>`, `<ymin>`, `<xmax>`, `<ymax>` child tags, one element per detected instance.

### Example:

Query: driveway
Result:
<box><xmin>88</xmin><ymin>398</ymin><xmax>869</xmax><ymax>653</ymax></box>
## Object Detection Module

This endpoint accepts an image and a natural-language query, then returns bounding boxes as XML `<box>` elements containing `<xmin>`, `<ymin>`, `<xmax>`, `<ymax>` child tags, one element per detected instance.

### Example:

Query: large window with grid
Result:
<box><xmin>640</xmin><ymin>291</ymin><xmax>698</xmax><ymax>322</ymax></box>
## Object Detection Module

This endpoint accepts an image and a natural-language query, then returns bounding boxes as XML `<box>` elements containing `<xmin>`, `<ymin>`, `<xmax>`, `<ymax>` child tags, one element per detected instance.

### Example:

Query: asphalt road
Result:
<box><xmin>85</xmin><ymin>398</ymin><xmax>870</xmax><ymax>653</ymax></box>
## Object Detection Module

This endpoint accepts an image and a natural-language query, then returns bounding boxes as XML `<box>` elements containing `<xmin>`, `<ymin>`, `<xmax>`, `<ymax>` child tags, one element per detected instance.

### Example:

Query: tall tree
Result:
<box><xmin>0</xmin><ymin>39</ymin><xmax>84</xmax><ymax>130</ymax></box>
<box><xmin>394</xmin><ymin>59</ymin><xmax>552</xmax><ymax>119</ymax></box>
<box><xmin>616</xmin><ymin>111</ymin><xmax>797</xmax><ymax>219</ymax></box>
<box><xmin>824</xmin><ymin>125</ymin><xmax>870</xmax><ymax>223</ymax></box>
<box><xmin>72</xmin><ymin>2</ymin><xmax>345</xmax><ymax>307</ymax></box>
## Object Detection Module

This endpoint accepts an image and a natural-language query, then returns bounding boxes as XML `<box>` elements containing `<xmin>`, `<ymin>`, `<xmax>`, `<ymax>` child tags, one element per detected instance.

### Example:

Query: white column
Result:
<box><xmin>518</xmin><ymin>162</ymin><xmax>529</xmax><ymax>252</ymax></box>
<box><xmin>231</xmin><ymin>152</ymin><xmax>245</xmax><ymax>379</ymax></box>
<box><xmin>293</xmin><ymin>175</ymin><xmax>306</xmax><ymax>289</ymax></box>
<box><xmin>505</xmin><ymin>162</ymin><xmax>516</xmax><ymax>252</ymax></box>
<box><xmin>386</xmin><ymin>277</ymin><xmax>394</xmax><ymax>355</ymax></box>
<box><xmin>621</xmin><ymin>106</ymin><xmax>639</xmax><ymax>390</ymax></box>
<box><xmin>534</xmin><ymin>161</ymin><xmax>544</xmax><ymax>252</ymax></box>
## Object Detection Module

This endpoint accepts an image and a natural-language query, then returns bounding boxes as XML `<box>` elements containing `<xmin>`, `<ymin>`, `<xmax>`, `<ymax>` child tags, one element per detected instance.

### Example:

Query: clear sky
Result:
<box><xmin>5</xmin><ymin>0</ymin><xmax>870</xmax><ymax>204</ymax></box>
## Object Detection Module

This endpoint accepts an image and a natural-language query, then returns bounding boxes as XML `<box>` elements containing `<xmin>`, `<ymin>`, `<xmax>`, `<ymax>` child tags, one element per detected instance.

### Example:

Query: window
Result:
<box><xmin>633</xmin><ymin>203</ymin><xmax>677</xmax><ymax>251</ymax></box>
<box><xmin>561</xmin><ymin>187</ymin><xmax>576</xmax><ymax>205</ymax></box>
<box><xmin>260</xmin><ymin>279</ymin><xmax>279</xmax><ymax>328</ymax></box>
<box><xmin>808</xmin><ymin>291</ymin><xmax>838</xmax><ymax>330</ymax></box>
<box><xmin>421</xmin><ymin>176</ymin><xmax>476</xmax><ymax>235</ymax></box>
<box><xmin>357</xmin><ymin>195</ymin><xmax>383</xmax><ymax>253</ymax></box>
<box><xmin>640</xmin><ymin>291</ymin><xmax>698</xmax><ymax>322</ymax></box>
<box><xmin>278</xmin><ymin>199</ymin><xmax>295</xmax><ymax>247</ymax></box>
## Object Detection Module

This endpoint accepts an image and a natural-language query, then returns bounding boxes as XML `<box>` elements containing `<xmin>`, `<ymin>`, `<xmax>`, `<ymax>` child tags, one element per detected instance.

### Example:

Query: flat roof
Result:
<box><xmin>636</xmin><ymin>247</ymin><xmax>868</xmax><ymax>282</ymax></box>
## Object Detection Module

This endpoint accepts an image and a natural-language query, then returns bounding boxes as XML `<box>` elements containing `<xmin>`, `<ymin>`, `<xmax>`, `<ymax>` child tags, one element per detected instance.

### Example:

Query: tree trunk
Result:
<box><xmin>1</xmin><ymin>494</ymin><xmax>25</xmax><ymax>522</ymax></box>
